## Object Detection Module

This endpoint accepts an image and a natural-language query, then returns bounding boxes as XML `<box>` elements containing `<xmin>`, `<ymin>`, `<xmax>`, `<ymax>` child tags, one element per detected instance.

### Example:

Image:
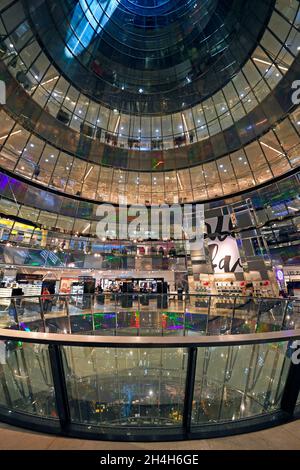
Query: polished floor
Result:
<box><xmin>0</xmin><ymin>420</ymin><xmax>300</xmax><ymax>450</ymax></box>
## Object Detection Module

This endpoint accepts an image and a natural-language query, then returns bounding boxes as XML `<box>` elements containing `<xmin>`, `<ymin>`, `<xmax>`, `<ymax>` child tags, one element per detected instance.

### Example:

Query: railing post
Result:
<box><xmin>0</xmin><ymin>363</ymin><xmax>12</xmax><ymax>408</ymax></box>
<box><xmin>206</xmin><ymin>296</ymin><xmax>211</xmax><ymax>334</ymax></box>
<box><xmin>255</xmin><ymin>298</ymin><xmax>262</xmax><ymax>333</ymax></box>
<box><xmin>183</xmin><ymin>346</ymin><xmax>197</xmax><ymax>436</ymax></box>
<box><xmin>281</xmin><ymin>299</ymin><xmax>290</xmax><ymax>330</ymax></box>
<box><xmin>39</xmin><ymin>297</ymin><xmax>46</xmax><ymax>332</ymax></box>
<box><xmin>48</xmin><ymin>344</ymin><xmax>71</xmax><ymax>431</ymax></box>
<box><xmin>65</xmin><ymin>296</ymin><xmax>71</xmax><ymax>333</ymax></box>
<box><xmin>230</xmin><ymin>297</ymin><xmax>237</xmax><ymax>334</ymax></box>
<box><xmin>91</xmin><ymin>294</ymin><xmax>95</xmax><ymax>333</ymax></box>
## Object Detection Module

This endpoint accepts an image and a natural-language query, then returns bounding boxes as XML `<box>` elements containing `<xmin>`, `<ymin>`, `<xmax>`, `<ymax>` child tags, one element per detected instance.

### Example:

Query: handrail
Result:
<box><xmin>0</xmin><ymin>327</ymin><xmax>299</xmax><ymax>347</ymax></box>
<box><xmin>0</xmin><ymin>293</ymin><xmax>295</xmax><ymax>301</ymax></box>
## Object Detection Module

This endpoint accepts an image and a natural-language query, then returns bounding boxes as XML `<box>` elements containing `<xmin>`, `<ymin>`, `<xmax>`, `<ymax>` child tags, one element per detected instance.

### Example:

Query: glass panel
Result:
<box><xmin>63</xmin><ymin>346</ymin><xmax>188</xmax><ymax>428</ymax></box>
<box><xmin>192</xmin><ymin>341</ymin><xmax>290</xmax><ymax>426</ymax></box>
<box><xmin>0</xmin><ymin>340</ymin><xmax>57</xmax><ymax>419</ymax></box>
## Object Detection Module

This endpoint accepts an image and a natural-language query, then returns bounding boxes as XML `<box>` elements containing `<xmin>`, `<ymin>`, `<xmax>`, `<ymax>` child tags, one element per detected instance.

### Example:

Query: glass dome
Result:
<box><xmin>28</xmin><ymin>0</ymin><xmax>275</xmax><ymax>113</ymax></box>
<box><xmin>0</xmin><ymin>0</ymin><xmax>299</xmax><ymax>205</ymax></box>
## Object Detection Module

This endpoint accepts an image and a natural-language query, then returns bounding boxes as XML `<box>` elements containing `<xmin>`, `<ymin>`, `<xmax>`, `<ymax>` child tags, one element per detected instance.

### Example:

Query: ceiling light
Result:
<box><xmin>0</xmin><ymin>129</ymin><xmax>22</xmax><ymax>140</ymax></box>
<box><xmin>253</xmin><ymin>57</ymin><xmax>288</xmax><ymax>72</ymax></box>
<box><xmin>82</xmin><ymin>223</ymin><xmax>90</xmax><ymax>234</ymax></box>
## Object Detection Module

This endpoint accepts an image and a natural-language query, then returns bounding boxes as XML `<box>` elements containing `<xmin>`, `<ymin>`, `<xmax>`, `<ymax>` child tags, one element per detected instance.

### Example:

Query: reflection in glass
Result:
<box><xmin>63</xmin><ymin>346</ymin><xmax>187</xmax><ymax>427</ymax></box>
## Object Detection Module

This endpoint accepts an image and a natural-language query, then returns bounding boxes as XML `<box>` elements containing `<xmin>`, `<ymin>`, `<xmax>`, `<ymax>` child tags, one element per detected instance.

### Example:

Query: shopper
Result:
<box><xmin>42</xmin><ymin>287</ymin><xmax>52</xmax><ymax>313</ymax></box>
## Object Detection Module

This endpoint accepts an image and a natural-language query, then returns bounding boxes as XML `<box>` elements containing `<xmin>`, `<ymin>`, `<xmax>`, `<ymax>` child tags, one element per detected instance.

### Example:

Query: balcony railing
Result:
<box><xmin>0</xmin><ymin>294</ymin><xmax>300</xmax><ymax>440</ymax></box>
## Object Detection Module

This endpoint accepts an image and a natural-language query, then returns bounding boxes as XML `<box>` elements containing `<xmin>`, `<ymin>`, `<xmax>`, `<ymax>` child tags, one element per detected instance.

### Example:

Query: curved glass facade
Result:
<box><xmin>0</xmin><ymin>168</ymin><xmax>298</xmax><ymax>246</ymax></box>
<box><xmin>0</xmin><ymin>0</ymin><xmax>298</xmax><ymax>208</ymax></box>
<box><xmin>27</xmin><ymin>0</ymin><xmax>274</xmax><ymax>113</ymax></box>
<box><xmin>0</xmin><ymin>105</ymin><xmax>299</xmax><ymax>203</ymax></box>
<box><xmin>0</xmin><ymin>0</ymin><xmax>298</xmax><ymax>154</ymax></box>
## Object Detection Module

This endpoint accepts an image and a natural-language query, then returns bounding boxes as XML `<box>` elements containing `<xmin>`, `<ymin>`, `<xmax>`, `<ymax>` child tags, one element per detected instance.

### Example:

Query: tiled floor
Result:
<box><xmin>0</xmin><ymin>420</ymin><xmax>300</xmax><ymax>450</ymax></box>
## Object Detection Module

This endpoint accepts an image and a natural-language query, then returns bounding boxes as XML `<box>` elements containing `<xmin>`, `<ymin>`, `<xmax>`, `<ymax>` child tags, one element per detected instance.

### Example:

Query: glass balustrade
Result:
<box><xmin>0</xmin><ymin>310</ymin><xmax>299</xmax><ymax>440</ymax></box>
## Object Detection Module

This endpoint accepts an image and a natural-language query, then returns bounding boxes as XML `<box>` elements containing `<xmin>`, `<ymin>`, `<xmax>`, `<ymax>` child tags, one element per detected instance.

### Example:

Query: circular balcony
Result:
<box><xmin>0</xmin><ymin>293</ymin><xmax>299</xmax><ymax>441</ymax></box>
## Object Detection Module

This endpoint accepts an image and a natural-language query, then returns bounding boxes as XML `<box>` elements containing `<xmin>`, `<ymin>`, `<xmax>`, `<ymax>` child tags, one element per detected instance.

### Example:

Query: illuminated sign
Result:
<box><xmin>275</xmin><ymin>268</ymin><xmax>285</xmax><ymax>283</ymax></box>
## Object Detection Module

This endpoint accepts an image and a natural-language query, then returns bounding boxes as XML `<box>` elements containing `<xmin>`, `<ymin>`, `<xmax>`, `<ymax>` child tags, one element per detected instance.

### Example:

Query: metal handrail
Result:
<box><xmin>0</xmin><ymin>326</ymin><xmax>299</xmax><ymax>347</ymax></box>
<box><xmin>0</xmin><ymin>293</ymin><xmax>295</xmax><ymax>301</ymax></box>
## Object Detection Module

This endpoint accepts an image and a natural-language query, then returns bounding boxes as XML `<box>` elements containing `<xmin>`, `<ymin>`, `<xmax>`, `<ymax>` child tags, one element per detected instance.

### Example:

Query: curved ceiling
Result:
<box><xmin>27</xmin><ymin>0</ymin><xmax>275</xmax><ymax>114</ymax></box>
<box><xmin>0</xmin><ymin>0</ymin><xmax>299</xmax><ymax>206</ymax></box>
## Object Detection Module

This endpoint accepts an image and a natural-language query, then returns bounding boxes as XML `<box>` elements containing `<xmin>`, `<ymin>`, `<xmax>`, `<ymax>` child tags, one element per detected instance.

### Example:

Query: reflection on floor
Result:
<box><xmin>0</xmin><ymin>420</ymin><xmax>300</xmax><ymax>450</ymax></box>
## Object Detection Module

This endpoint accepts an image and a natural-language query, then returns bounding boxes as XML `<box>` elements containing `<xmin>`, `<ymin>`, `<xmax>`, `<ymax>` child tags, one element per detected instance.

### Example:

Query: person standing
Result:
<box><xmin>42</xmin><ymin>287</ymin><xmax>52</xmax><ymax>313</ymax></box>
